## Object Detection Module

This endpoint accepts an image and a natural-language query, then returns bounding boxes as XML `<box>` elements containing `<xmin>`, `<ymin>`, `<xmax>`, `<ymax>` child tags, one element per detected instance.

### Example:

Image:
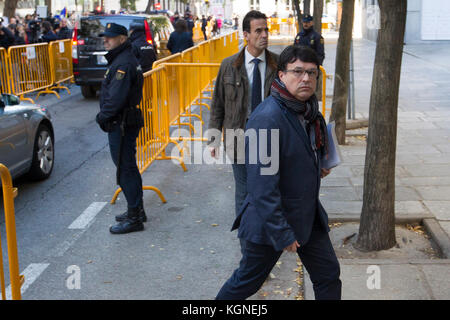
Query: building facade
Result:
<box><xmin>360</xmin><ymin>0</ymin><xmax>450</xmax><ymax>43</ymax></box>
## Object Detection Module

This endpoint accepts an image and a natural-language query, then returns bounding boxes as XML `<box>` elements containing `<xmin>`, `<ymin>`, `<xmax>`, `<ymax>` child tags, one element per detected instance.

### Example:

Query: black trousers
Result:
<box><xmin>216</xmin><ymin>216</ymin><xmax>342</xmax><ymax>300</ymax></box>
<box><xmin>108</xmin><ymin>124</ymin><xmax>143</xmax><ymax>209</ymax></box>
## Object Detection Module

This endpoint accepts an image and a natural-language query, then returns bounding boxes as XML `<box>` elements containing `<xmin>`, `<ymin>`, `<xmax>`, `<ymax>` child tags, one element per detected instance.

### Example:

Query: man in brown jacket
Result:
<box><xmin>208</xmin><ymin>10</ymin><xmax>279</xmax><ymax>217</ymax></box>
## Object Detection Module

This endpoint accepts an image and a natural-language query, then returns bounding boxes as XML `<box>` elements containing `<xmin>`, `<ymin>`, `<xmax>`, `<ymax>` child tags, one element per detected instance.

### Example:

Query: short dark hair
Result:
<box><xmin>175</xmin><ymin>19</ymin><xmax>187</xmax><ymax>33</ymax></box>
<box><xmin>42</xmin><ymin>20</ymin><xmax>52</xmax><ymax>33</ymax></box>
<box><xmin>278</xmin><ymin>45</ymin><xmax>320</xmax><ymax>74</ymax></box>
<box><xmin>242</xmin><ymin>10</ymin><xmax>267</xmax><ymax>33</ymax></box>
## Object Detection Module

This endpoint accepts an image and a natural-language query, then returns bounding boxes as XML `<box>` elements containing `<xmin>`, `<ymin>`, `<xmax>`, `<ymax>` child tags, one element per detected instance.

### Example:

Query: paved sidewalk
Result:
<box><xmin>196</xmin><ymin>35</ymin><xmax>450</xmax><ymax>301</ymax></box>
<box><xmin>297</xmin><ymin>34</ymin><xmax>450</xmax><ymax>300</ymax></box>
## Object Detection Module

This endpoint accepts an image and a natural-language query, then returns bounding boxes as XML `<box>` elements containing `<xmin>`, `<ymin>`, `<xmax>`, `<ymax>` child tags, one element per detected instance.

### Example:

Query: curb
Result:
<box><xmin>346</xmin><ymin>118</ymin><xmax>369</xmax><ymax>130</ymax></box>
<box><xmin>328</xmin><ymin>214</ymin><xmax>433</xmax><ymax>224</ymax></box>
<box><xmin>303</xmin><ymin>258</ymin><xmax>450</xmax><ymax>300</ymax></box>
<box><xmin>328</xmin><ymin>215</ymin><xmax>450</xmax><ymax>258</ymax></box>
<box><xmin>302</xmin><ymin>216</ymin><xmax>450</xmax><ymax>299</ymax></box>
<box><xmin>423</xmin><ymin>218</ymin><xmax>450</xmax><ymax>259</ymax></box>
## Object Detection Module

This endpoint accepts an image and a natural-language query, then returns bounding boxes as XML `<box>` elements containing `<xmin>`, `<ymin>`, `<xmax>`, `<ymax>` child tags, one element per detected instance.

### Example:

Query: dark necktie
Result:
<box><xmin>251</xmin><ymin>58</ymin><xmax>262</xmax><ymax>112</ymax></box>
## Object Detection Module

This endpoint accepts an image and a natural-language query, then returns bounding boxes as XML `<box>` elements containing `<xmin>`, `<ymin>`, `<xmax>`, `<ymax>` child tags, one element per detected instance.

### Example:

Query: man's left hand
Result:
<box><xmin>321</xmin><ymin>168</ymin><xmax>331</xmax><ymax>179</ymax></box>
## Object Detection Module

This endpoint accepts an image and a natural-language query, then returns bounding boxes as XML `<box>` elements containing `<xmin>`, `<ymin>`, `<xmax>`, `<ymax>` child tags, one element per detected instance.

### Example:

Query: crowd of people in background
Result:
<box><xmin>167</xmin><ymin>10</ymin><xmax>233</xmax><ymax>54</ymax></box>
<box><xmin>0</xmin><ymin>12</ymin><xmax>75</xmax><ymax>48</ymax></box>
<box><xmin>0</xmin><ymin>9</ymin><xmax>237</xmax><ymax>52</ymax></box>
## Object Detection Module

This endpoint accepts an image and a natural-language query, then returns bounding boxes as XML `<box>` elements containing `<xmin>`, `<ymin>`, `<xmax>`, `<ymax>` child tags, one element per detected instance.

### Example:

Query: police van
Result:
<box><xmin>72</xmin><ymin>14</ymin><xmax>158</xmax><ymax>99</ymax></box>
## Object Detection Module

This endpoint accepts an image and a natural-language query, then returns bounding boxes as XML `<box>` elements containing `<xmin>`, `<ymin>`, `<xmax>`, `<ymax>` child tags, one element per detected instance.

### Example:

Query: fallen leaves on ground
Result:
<box><xmin>329</xmin><ymin>222</ymin><xmax>343</xmax><ymax>229</ymax></box>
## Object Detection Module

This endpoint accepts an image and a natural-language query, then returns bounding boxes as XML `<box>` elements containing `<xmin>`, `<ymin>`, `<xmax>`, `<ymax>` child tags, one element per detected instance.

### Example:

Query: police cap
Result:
<box><xmin>99</xmin><ymin>23</ymin><xmax>128</xmax><ymax>37</ymax></box>
<box><xmin>302</xmin><ymin>14</ymin><xmax>313</xmax><ymax>22</ymax></box>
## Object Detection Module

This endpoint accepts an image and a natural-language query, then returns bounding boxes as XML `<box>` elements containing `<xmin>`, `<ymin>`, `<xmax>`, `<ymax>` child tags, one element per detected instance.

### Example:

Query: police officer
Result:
<box><xmin>95</xmin><ymin>23</ymin><xmax>146</xmax><ymax>234</ymax></box>
<box><xmin>129</xmin><ymin>22</ymin><xmax>157</xmax><ymax>73</ymax></box>
<box><xmin>294</xmin><ymin>14</ymin><xmax>325</xmax><ymax>65</ymax></box>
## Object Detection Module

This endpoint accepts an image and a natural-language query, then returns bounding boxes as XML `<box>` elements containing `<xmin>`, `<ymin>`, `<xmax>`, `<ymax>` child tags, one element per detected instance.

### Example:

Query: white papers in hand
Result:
<box><xmin>321</xmin><ymin>121</ymin><xmax>342</xmax><ymax>170</ymax></box>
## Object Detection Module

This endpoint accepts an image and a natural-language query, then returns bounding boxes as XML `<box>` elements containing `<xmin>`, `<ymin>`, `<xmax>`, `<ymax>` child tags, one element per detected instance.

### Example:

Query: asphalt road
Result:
<box><xmin>0</xmin><ymin>81</ymin><xmax>244</xmax><ymax>300</ymax></box>
<box><xmin>0</xmin><ymin>43</ymin><xmax>302</xmax><ymax>301</ymax></box>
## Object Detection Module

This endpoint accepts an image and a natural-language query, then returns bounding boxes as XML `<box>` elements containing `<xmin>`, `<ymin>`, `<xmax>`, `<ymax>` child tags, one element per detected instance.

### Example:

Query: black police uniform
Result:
<box><xmin>95</xmin><ymin>23</ymin><xmax>146</xmax><ymax>234</ymax></box>
<box><xmin>129</xmin><ymin>28</ymin><xmax>157</xmax><ymax>73</ymax></box>
<box><xmin>294</xmin><ymin>18</ymin><xmax>325</xmax><ymax>65</ymax></box>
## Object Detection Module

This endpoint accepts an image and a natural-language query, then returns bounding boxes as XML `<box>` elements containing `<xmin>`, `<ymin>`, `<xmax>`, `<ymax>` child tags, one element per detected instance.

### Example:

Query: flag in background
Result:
<box><xmin>60</xmin><ymin>7</ymin><xmax>67</xmax><ymax>18</ymax></box>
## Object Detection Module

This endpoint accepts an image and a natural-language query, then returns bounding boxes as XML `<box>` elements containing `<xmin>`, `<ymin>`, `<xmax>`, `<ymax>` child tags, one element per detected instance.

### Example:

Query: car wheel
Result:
<box><xmin>28</xmin><ymin>124</ymin><xmax>54</xmax><ymax>180</ymax></box>
<box><xmin>81</xmin><ymin>85</ymin><xmax>96</xmax><ymax>99</ymax></box>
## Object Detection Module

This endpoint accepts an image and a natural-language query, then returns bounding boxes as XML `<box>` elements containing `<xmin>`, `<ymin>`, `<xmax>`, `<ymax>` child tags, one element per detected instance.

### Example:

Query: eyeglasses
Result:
<box><xmin>284</xmin><ymin>68</ymin><xmax>318</xmax><ymax>79</ymax></box>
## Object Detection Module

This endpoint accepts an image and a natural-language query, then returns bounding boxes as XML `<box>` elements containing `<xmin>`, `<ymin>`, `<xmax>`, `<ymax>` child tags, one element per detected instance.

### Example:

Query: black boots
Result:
<box><xmin>110</xmin><ymin>206</ymin><xmax>146</xmax><ymax>234</ymax></box>
<box><xmin>115</xmin><ymin>207</ymin><xmax>147</xmax><ymax>223</ymax></box>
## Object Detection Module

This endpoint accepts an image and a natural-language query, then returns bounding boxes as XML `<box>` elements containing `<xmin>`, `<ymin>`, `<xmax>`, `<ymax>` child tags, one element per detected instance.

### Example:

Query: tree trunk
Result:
<box><xmin>314</xmin><ymin>0</ymin><xmax>324</xmax><ymax>101</ymax></box>
<box><xmin>356</xmin><ymin>0</ymin><xmax>407</xmax><ymax>251</ymax></box>
<box><xmin>293</xmin><ymin>0</ymin><xmax>302</xmax><ymax>34</ymax></box>
<box><xmin>45</xmin><ymin>0</ymin><xmax>52</xmax><ymax>16</ymax></box>
<box><xmin>313</xmin><ymin>0</ymin><xmax>323</xmax><ymax>35</ymax></box>
<box><xmin>145</xmin><ymin>0</ymin><xmax>154</xmax><ymax>13</ymax></box>
<box><xmin>329</xmin><ymin>0</ymin><xmax>354</xmax><ymax>144</ymax></box>
<box><xmin>3</xmin><ymin>0</ymin><xmax>18</xmax><ymax>18</ymax></box>
<box><xmin>304</xmin><ymin>0</ymin><xmax>311</xmax><ymax>15</ymax></box>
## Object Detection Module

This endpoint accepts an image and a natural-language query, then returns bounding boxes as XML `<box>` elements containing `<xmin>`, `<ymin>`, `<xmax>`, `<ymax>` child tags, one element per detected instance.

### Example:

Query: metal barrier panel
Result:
<box><xmin>8</xmin><ymin>43</ymin><xmax>53</xmax><ymax>98</ymax></box>
<box><xmin>269</xmin><ymin>18</ymin><xmax>297</xmax><ymax>37</ymax></box>
<box><xmin>137</xmin><ymin>66</ymin><xmax>170</xmax><ymax>173</ymax></box>
<box><xmin>111</xmin><ymin>66</ymin><xmax>177</xmax><ymax>204</ymax></box>
<box><xmin>153</xmin><ymin>51</ymin><xmax>181</xmax><ymax>68</ymax></box>
<box><xmin>193</xmin><ymin>22</ymin><xmax>204</xmax><ymax>43</ymax></box>
<box><xmin>0</xmin><ymin>48</ymin><xmax>10</xmax><ymax>94</ymax></box>
<box><xmin>49</xmin><ymin>40</ymin><xmax>74</xmax><ymax>85</ymax></box>
<box><xmin>320</xmin><ymin>66</ymin><xmax>327</xmax><ymax>115</ymax></box>
<box><xmin>0</xmin><ymin>164</ymin><xmax>21</xmax><ymax>300</ymax></box>
<box><xmin>111</xmin><ymin>30</ymin><xmax>239</xmax><ymax>204</ymax></box>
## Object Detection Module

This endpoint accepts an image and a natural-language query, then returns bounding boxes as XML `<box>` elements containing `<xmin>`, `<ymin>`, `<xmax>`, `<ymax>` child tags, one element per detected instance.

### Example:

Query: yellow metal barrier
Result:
<box><xmin>268</xmin><ymin>18</ymin><xmax>281</xmax><ymax>35</ymax></box>
<box><xmin>161</xmin><ymin>62</ymin><xmax>220</xmax><ymax>142</ymax></box>
<box><xmin>110</xmin><ymin>65</ymin><xmax>187</xmax><ymax>204</ymax></box>
<box><xmin>0</xmin><ymin>40</ymin><xmax>74</xmax><ymax>103</ymax></box>
<box><xmin>37</xmin><ymin>39</ymin><xmax>74</xmax><ymax>99</ymax></box>
<box><xmin>268</xmin><ymin>17</ymin><xmax>297</xmax><ymax>37</ymax></box>
<box><xmin>320</xmin><ymin>66</ymin><xmax>328</xmax><ymax>116</ymax></box>
<box><xmin>0</xmin><ymin>48</ymin><xmax>11</xmax><ymax>94</ymax></box>
<box><xmin>192</xmin><ymin>22</ymin><xmax>204</xmax><ymax>43</ymax></box>
<box><xmin>7</xmin><ymin>43</ymin><xmax>56</xmax><ymax>103</ymax></box>
<box><xmin>112</xmin><ymin>32</ymin><xmax>239</xmax><ymax>204</ymax></box>
<box><xmin>0</xmin><ymin>164</ymin><xmax>22</xmax><ymax>300</ymax></box>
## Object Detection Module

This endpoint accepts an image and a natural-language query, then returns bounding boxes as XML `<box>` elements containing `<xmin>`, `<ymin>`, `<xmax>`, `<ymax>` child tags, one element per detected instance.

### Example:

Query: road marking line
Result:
<box><xmin>68</xmin><ymin>202</ymin><xmax>107</xmax><ymax>229</ymax></box>
<box><xmin>6</xmin><ymin>263</ymin><xmax>49</xmax><ymax>299</ymax></box>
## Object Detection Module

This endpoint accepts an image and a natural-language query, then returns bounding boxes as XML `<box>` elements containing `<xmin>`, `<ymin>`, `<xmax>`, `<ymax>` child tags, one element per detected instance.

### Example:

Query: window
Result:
<box><xmin>250</xmin><ymin>0</ymin><xmax>260</xmax><ymax>11</ymax></box>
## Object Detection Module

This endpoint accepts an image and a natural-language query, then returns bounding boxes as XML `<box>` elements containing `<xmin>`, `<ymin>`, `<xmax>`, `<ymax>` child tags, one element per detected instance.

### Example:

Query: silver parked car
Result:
<box><xmin>0</xmin><ymin>94</ymin><xmax>54</xmax><ymax>180</ymax></box>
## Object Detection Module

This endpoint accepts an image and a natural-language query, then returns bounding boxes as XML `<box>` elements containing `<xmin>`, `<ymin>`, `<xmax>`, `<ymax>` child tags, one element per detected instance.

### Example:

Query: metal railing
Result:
<box><xmin>0</xmin><ymin>40</ymin><xmax>74</xmax><ymax>103</ymax></box>
<box><xmin>0</xmin><ymin>164</ymin><xmax>22</xmax><ymax>300</ymax></box>
<box><xmin>111</xmin><ymin>31</ymin><xmax>239</xmax><ymax>204</ymax></box>
<box><xmin>320</xmin><ymin>66</ymin><xmax>329</xmax><ymax>116</ymax></box>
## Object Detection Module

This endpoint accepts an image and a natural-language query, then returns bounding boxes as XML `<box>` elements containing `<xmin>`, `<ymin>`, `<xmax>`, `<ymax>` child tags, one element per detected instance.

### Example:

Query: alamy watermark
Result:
<box><xmin>66</xmin><ymin>265</ymin><xmax>81</xmax><ymax>290</ymax></box>
<box><xmin>168</xmin><ymin>121</ymin><xmax>280</xmax><ymax>176</ymax></box>
<box><xmin>366</xmin><ymin>265</ymin><xmax>381</xmax><ymax>290</ymax></box>
<box><xmin>366</xmin><ymin>5</ymin><xmax>381</xmax><ymax>30</ymax></box>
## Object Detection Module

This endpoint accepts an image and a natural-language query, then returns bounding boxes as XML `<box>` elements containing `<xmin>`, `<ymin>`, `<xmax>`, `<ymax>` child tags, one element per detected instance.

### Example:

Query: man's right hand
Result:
<box><xmin>284</xmin><ymin>240</ymin><xmax>300</xmax><ymax>252</ymax></box>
